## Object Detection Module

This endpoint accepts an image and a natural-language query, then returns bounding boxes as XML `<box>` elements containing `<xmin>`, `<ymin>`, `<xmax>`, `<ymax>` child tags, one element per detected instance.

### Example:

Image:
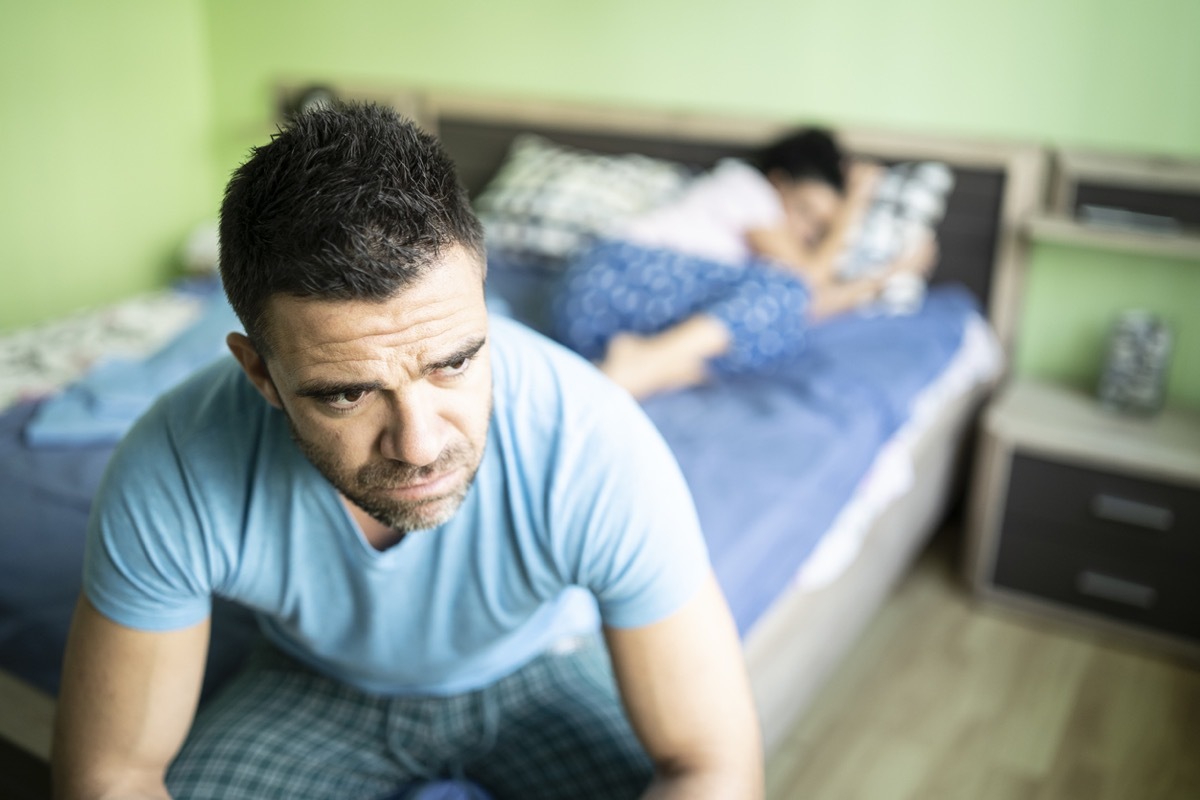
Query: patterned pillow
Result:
<box><xmin>474</xmin><ymin>134</ymin><xmax>690</xmax><ymax>267</ymax></box>
<box><xmin>837</xmin><ymin>161</ymin><xmax>955</xmax><ymax>314</ymax></box>
<box><xmin>838</xmin><ymin>161</ymin><xmax>955</xmax><ymax>279</ymax></box>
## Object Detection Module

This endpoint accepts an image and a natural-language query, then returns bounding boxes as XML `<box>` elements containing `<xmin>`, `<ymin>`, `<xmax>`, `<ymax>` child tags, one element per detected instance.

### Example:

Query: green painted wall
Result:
<box><xmin>1016</xmin><ymin>246</ymin><xmax>1200</xmax><ymax>404</ymax></box>
<box><xmin>6</xmin><ymin>1</ymin><xmax>1199</xmax><ymax>405</ymax></box>
<box><xmin>202</xmin><ymin>0</ymin><xmax>1200</xmax><ymax>407</ymax></box>
<box><xmin>202</xmin><ymin>0</ymin><xmax>1200</xmax><ymax>169</ymax></box>
<box><xmin>0</xmin><ymin>1</ymin><xmax>214</xmax><ymax>331</ymax></box>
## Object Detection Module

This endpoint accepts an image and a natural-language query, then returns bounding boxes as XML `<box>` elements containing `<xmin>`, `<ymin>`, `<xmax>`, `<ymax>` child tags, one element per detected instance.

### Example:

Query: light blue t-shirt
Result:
<box><xmin>83</xmin><ymin>316</ymin><xmax>709</xmax><ymax>696</ymax></box>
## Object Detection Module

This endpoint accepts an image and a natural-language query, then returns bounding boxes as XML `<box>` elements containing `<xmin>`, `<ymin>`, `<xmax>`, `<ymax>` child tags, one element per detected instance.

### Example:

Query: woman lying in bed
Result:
<box><xmin>551</xmin><ymin>129</ymin><xmax>937</xmax><ymax>398</ymax></box>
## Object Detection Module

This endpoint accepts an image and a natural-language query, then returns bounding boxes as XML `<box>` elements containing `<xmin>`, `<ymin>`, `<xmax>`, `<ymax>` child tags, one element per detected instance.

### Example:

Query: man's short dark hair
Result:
<box><xmin>219</xmin><ymin>102</ymin><xmax>485</xmax><ymax>353</ymax></box>
<box><xmin>754</xmin><ymin>128</ymin><xmax>845</xmax><ymax>193</ymax></box>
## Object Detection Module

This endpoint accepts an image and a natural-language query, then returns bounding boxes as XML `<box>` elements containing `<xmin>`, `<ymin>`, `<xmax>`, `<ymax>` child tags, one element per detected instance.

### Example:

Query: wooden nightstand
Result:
<box><xmin>964</xmin><ymin>379</ymin><xmax>1200</xmax><ymax>659</ymax></box>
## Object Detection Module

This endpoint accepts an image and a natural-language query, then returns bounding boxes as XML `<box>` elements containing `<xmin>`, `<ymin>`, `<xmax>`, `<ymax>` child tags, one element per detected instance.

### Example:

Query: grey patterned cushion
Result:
<box><xmin>839</xmin><ymin>161</ymin><xmax>955</xmax><ymax>279</ymax></box>
<box><xmin>475</xmin><ymin>134</ymin><xmax>689</xmax><ymax>268</ymax></box>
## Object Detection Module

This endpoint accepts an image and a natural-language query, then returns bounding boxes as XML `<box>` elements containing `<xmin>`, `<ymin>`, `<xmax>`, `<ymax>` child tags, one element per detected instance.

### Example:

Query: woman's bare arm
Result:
<box><xmin>808</xmin><ymin>231</ymin><xmax>939</xmax><ymax>321</ymax></box>
<box><xmin>746</xmin><ymin>161</ymin><xmax>883</xmax><ymax>286</ymax></box>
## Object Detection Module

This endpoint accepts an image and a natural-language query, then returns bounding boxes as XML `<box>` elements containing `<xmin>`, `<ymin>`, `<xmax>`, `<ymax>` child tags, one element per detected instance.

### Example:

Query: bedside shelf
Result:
<box><xmin>964</xmin><ymin>379</ymin><xmax>1200</xmax><ymax>662</ymax></box>
<box><xmin>986</xmin><ymin>381</ymin><xmax>1200</xmax><ymax>487</ymax></box>
<box><xmin>1025</xmin><ymin>215</ymin><xmax>1200</xmax><ymax>261</ymax></box>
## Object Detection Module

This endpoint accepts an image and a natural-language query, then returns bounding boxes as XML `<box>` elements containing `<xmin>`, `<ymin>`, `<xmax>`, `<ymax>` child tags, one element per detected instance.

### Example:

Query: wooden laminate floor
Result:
<box><xmin>765</xmin><ymin>527</ymin><xmax>1200</xmax><ymax>800</ymax></box>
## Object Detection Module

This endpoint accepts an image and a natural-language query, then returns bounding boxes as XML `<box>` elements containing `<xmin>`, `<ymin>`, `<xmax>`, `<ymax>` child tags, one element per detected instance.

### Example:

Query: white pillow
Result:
<box><xmin>474</xmin><ymin>134</ymin><xmax>689</xmax><ymax>266</ymax></box>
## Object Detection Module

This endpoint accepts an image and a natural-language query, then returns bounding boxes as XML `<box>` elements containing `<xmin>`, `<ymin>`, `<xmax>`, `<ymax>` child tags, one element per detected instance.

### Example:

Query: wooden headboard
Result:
<box><xmin>277</xmin><ymin>82</ymin><xmax>1048</xmax><ymax>359</ymax></box>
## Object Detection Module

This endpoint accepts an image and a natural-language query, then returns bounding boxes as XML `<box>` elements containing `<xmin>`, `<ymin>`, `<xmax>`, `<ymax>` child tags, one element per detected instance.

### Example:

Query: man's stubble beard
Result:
<box><xmin>282</xmin><ymin>407</ymin><xmax>489</xmax><ymax>534</ymax></box>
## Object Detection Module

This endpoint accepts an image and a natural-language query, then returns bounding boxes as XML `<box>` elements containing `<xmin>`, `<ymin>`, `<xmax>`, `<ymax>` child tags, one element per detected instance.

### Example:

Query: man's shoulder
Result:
<box><xmin>143</xmin><ymin>357</ymin><xmax>259</xmax><ymax>438</ymax></box>
<box><xmin>84</xmin><ymin>357</ymin><xmax>279</xmax><ymax>630</ymax></box>
<box><xmin>484</xmin><ymin>314</ymin><xmax>678</xmax><ymax>495</ymax></box>
<box><xmin>107</xmin><ymin>357</ymin><xmax>268</xmax><ymax>488</ymax></box>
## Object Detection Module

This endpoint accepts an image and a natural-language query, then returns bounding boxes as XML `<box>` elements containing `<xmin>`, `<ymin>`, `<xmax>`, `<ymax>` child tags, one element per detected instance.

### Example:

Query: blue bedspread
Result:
<box><xmin>641</xmin><ymin>288</ymin><xmax>976</xmax><ymax>632</ymax></box>
<box><xmin>0</xmin><ymin>401</ymin><xmax>113</xmax><ymax>692</ymax></box>
<box><xmin>0</xmin><ymin>400</ymin><xmax>259</xmax><ymax>697</ymax></box>
<box><xmin>24</xmin><ymin>293</ymin><xmax>241</xmax><ymax>446</ymax></box>
<box><xmin>0</xmin><ymin>272</ymin><xmax>978</xmax><ymax>696</ymax></box>
<box><xmin>490</xmin><ymin>257</ymin><xmax>977</xmax><ymax>632</ymax></box>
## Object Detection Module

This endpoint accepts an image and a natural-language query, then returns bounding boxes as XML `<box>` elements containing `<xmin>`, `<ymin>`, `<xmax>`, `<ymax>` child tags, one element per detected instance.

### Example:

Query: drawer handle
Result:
<box><xmin>1090</xmin><ymin>494</ymin><xmax>1174</xmax><ymax>531</ymax></box>
<box><xmin>1075</xmin><ymin>570</ymin><xmax>1157</xmax><ymax>609</ymax></box>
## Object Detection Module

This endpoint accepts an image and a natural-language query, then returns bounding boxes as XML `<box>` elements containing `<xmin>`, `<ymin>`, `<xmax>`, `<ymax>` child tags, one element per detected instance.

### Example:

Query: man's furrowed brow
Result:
<box><xmin>294</xmin><ymin>379</ymin><xmax>385</xmax><ymax>399</ymax></box>
<box><xmin>424</xmin><ymin>336</ymin><xmax>487</xmax><ymax>374</ymax></box>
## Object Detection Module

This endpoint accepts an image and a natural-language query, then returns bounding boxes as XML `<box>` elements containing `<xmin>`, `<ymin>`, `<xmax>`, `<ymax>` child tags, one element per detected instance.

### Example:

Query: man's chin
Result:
<box><xmin>364</xmin><ymin>492</ymin><xmax>467</xmax><ymax>534</ymax></box>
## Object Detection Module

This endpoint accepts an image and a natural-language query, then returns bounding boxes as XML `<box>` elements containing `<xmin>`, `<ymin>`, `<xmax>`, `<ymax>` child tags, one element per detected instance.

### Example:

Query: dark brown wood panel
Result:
<box><xmin>1075</xmin><ymin>183</ymin><xmax>1200</xmax><ymax>230</ymax></box>
<box><xmin>1000</xmin><ymin>452</ymin><xmax>1200</xmax><ymax>558</ymax></box>
<box><xmin>992</xmin><ymin>533</ymin><xmax>1200</xmax><ymax>641</ymax></box>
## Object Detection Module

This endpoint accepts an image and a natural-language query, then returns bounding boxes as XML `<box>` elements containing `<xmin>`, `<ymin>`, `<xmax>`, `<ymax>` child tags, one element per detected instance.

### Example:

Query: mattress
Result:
<box><xmin>639</xmin><ymin>288</ymin><xmax>994</xmax><ymax>633</ymax></box>
<box><xmin>0</xmin><ymin>273</ymin><xmax>996</xmax><ymax>698</ymax></box>
<box><xmin>0</xmin><ymin>282</ymin><xmax>255</xmax><ymax>698</ymax></box>
<box><xmin>791</xmin><ymin>313</ymin><xmax>999</xmax><ymax>595</ymax></box>
<box><xmin>0</xmin><ymin>398</ymin><xmax>263</xmax><ymax>698</ymax></box>
<box><xmin>489</xmin><ymin>260</ymin><xmax>998</xmax><ymax>633</ymax></box>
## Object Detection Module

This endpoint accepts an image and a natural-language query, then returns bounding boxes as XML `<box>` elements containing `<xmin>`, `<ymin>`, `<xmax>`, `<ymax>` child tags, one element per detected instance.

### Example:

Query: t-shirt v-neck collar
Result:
<box><xmin>308</xmin><ymin>466</ymin><xmax>420</xmax><ymax>569</ymax></box>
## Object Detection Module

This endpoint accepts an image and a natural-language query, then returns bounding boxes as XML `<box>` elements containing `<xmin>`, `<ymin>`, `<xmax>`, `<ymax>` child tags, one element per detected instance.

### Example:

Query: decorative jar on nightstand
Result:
<box><xmin>963</xmin><ymin>379</ymin><xmax>1200</xmax><ymax>659</ymax></box>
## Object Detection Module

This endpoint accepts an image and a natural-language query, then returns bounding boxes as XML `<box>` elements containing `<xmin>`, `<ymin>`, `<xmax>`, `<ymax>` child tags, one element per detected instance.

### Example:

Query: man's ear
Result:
<box><xmin>227</xmin><ymin>332</ymin><xmax>283</xmax><ymax>409</ymax></box>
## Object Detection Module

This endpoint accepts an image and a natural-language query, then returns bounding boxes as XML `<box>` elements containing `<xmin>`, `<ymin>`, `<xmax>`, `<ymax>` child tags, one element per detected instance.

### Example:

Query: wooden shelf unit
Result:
<box><xmin>1036</xmin><ymin>147</ymin><xmax>1200</xmax><ymax>262</ymax></box>
<box><xmin>1025</xmin><ymin>214</ymin><xmax>1200</xmax><ymax>261</ymax></box>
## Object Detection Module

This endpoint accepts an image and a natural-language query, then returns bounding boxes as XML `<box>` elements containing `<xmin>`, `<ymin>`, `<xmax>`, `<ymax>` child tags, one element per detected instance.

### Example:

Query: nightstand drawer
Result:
<box><xmin>1002</xmin><ymin>452</ymin><xmax>1200</xmax><ymax>557</ymax></box>
<box><xmin>993</xmin><ymin>534</ymin><xmax>1200</xmax><ymax>640</ymax></box>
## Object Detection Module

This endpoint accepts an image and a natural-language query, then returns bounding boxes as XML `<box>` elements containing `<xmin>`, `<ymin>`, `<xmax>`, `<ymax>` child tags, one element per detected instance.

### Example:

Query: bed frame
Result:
<box><xmin>0</xmin><ymin>84</ymin><xmax>1048</xmax><ymax>771</ymax></box>
<box><xmin>280</xmin><ymin>82</ymin><xmax>1045</xmax><ymax>356</ymax></box>
<box><xmin>368</xmin><ymin>85</ymin><xmax>1049</xmax><ymax>750</ymax></box>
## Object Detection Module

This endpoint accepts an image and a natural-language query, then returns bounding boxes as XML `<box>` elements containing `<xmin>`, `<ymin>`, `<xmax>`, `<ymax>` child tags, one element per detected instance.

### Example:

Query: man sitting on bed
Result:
<box><xmin>52</xmin><ymin>104</ymin><xmax>761</xmax><ymax>800</ymax></box>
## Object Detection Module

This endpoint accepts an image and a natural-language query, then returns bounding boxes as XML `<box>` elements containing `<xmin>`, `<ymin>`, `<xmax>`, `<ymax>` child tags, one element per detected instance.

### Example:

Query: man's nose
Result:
<box><xmin>379</xmin><ymin>389</ymin><xmax>449</xmax><ymax>467</ymax></box>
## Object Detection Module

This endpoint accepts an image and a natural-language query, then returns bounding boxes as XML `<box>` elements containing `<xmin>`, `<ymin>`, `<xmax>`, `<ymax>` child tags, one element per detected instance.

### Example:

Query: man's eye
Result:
<box><xmin>438</xmin><ymin>357</ymin><xmax>472</xmax><ymax>377</ymax></box>
<box><xmin>325</xmin><ymin>389</ymin><xmax>367</xmax><ymax>410</ymax></box>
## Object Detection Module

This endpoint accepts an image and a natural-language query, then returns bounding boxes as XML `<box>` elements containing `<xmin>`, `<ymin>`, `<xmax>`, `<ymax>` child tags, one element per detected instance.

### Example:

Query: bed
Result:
<box><xmin>0</xmin><ymin>85</ymin><xmax>1048</xmax><ymax>772</ymax></box>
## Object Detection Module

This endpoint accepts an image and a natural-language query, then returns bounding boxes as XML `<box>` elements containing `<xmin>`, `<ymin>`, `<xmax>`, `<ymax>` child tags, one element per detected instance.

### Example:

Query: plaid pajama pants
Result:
<box><xmin>552</xmin><ymin>239</ymin><xmax>812</xmax><ymax>376</ymax></box>
<box><xmin>166</xmin><ymin>636</ymin><xmax>652</xmax><ymax>800</ymax></box>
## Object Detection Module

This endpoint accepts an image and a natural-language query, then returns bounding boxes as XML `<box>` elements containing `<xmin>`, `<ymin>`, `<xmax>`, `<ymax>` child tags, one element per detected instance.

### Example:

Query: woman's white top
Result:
<box><xmin>617</xmin><ymin>159</ymin><xmax>784</xmax><ymax>265</ymax></box>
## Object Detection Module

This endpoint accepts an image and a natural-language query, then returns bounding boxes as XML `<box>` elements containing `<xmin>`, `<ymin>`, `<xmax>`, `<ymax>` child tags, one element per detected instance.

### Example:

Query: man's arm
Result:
<box><xmin>604</xmin><ymin>572</ymin><xmax>763</xmax><ymax>799</ymax></box>
<box><xmin>52</xmin><ymin>596</ymin><xmax>209</xmax><ymax>800</ymax></box>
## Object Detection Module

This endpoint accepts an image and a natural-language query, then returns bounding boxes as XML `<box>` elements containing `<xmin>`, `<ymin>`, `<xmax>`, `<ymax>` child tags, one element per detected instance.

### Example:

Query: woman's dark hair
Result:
<box><xmin>754</xmin><ymin>128</ymin><xmax>845</xmax><ymax>192</ymax></box>
<box><xmin>219</xmin><ymin>102</ymin><xmax>485</xmax><ymax>354</ymax></box>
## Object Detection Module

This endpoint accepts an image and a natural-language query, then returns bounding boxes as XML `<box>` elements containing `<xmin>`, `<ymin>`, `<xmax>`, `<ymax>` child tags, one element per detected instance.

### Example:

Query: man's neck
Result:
<box><xmin>341</xmin><ymin>497</ymin><xmax>405</xmax><ymax>551</ymax></box>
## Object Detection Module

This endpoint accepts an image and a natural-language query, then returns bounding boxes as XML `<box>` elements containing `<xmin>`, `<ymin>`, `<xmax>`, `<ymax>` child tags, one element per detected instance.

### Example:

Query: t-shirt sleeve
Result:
<box><xmin>83</xmin><ymin>405</ymin><xmax>214</xmax><ymax>631</ymax></box>
<box><xmin>549</xmin><ymin>381</ymin><xmax>711</xmax><ymax>629</ymax></box>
